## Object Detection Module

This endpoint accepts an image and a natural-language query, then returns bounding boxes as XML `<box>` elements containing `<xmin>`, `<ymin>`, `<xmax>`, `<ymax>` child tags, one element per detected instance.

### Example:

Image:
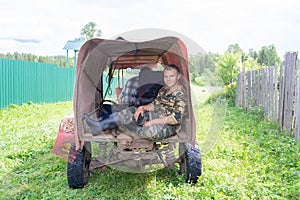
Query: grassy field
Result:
<box><xmin>0</xmin><ymin>96</ymin><xmax>299</xmax><ymax>199</ymax></box>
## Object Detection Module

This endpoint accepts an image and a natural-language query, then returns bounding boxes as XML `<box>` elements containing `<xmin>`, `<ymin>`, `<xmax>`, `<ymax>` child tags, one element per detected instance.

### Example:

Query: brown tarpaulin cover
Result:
<box><xmin>73</xmin><ymin>36</ymin><xmax>196</xmax><ymax>144</ymax></box>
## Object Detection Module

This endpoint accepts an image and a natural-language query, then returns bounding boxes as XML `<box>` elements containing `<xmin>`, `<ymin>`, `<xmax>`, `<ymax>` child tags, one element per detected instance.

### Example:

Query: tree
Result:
<box><xmin>215</xmin><ymin>51</ymin><xmax>240</xmax><ymax>86</ymax></box>
<box><xmin>257</xmin><ymin>44</ymin><xmax>281</xmax><ymax>66</ymax></box>
<box><xmin>248</xmin><ymin>48</ymin><xmax>258</xmax><ymax>60</ymax></box>
<box><xmin>257</xmin><ymin>46</ymin><xmax>268</xmax><ymax>66</ymax></box>
<box><xmin>228</xmin><ymin>44</ymin><xmax>243</xmax><ymax>55</ymax></box>
<box><xmin>267</xmin><ymin>44</ymin><xmax>281</xmax><ymax>66</ymax></box>
<box><xmin>215</xmin><ymin>51</ymin><xmax>240</xmax><ymax>102</ymax></box>
<box><xmin>227</xmin><ymin>43</ymin><xmax>247</xmax><ymax>62</ymax></box>
<box><xmin>80</xmin><ymin>22</ymin><xmax>102</xmax><ymax>40</ymax></box>
<box><xmin>242</xmin><ymin>56</ymin><xmax>262</xmax><ymax>71</ymax></box>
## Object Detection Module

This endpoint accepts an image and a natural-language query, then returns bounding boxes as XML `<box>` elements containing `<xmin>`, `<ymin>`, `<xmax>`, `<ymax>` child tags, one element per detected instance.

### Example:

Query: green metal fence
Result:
<box><xmin>0</xmin><ymin>58</ymin><xmax>75</xmax><ymax>108</ymax></box>
<box><xmin>0</xmin><ymin>58</ymin><xmax>118</xmax><ymax>108</ymax></box>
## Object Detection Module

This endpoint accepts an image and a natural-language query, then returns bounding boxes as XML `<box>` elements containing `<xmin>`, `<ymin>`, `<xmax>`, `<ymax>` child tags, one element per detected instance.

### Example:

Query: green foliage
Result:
<box><xmin>204</xmin><ymin>86</ymin><xmax>236</xmax><ymax>106</ymax></box>
<box><xmin>191</xmin><ymin>69</ymin><xmax>223</xmax><ymax>87</ymax></box>
<box><xmin>242</xmin><ymin>56</ymin><xmax>265</xmax><ymax>71</ymax></box>
<box><xmin>215</xmin><ymin>51</ymin><xmax>240</xmax><ymax>86</ymax></box>
<box><xmin>214</xmin><ymin>51</ymin><xmax>240</xmax><ymax>104</ymax></box>
<box><xmin>224</xmin><ymin>83</ymin><xmax>237</xmax><ymax>105</ymax></box>
<box><xmin>0</xmin><ymin>97</ymin><xmax>299</xmax><ymax>199</ymax></box>
<box><xmin>194</xmin><ymin>76</ymin><xmax>206</xmax><ymax>86</ymax></box>
<box><xmin>248</xmin><ymin>48</ymin><xmax>258</xmax><ymax>60</ymax></box>
<box><xmin>213</xmin><ymin>43</ymin><xmax>281</xmax><ymax>110</ymax></box>
<box><xmin>80</xmin><ymin>22</ymin><xmax>102</xmax><ymax>40</ymax></box>
<box><xmin>189</xmin><ymin>53</ymin><xmax>217</xmax><ymax>75</ymax></box>
<box><xmin>257</xmin><ymin>45</ymin><xmax>281</xmax><ymax>66</ymax></box>
<box><xmin>227</xmin><ymin>43</ymin><xmax>247</xmax><ymax>62</ymax></box>
<box><xmin>228</xmin><ymin>43</ymin><xmax>244</xmax><ymax>54</ymax></box>
<box><xmin>189</xmin><ymin>53</ymin><xmax>218</xmax><ymax>86</ymax></box>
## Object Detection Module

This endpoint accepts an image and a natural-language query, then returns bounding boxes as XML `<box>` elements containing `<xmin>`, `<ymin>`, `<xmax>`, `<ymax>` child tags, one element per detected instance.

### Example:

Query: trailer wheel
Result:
<box><xmin>180</xmin><ymin>142</ymin><xmax>202</xmax><ymax>184</ymax></box>
<box><xmin>67</xmin><ymin>143</ymin><xmax>91</xmax><ymax>189</ymax></box>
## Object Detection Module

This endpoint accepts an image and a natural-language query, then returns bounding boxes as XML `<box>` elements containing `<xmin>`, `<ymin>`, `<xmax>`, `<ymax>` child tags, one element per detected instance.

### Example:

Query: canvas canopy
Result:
<box><xmin>73</xmin><ymin>36</ymin><xmax>195</xmax><ymax>142</ymax></box>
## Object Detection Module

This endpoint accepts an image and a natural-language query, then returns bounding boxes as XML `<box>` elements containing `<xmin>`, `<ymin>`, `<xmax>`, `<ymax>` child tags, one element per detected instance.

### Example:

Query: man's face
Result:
<box><xmin>163</xmin><ymin>68</ymin><xmax>181</xmax><ymax>88</ymax></box>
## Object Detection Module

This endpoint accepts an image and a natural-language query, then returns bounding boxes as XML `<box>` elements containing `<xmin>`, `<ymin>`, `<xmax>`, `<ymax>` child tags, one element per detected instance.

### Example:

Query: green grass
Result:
<box><xmin>0</xmin><ymin>100</ymin><xmax>299</xmax><ymax>199</ymax></box>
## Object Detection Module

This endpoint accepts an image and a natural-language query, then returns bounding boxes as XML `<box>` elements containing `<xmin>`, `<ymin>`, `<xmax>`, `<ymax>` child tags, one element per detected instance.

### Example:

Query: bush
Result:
<box><xmin>205</xmin><ymin>86</ymin><xmax>236</xmax><ymax>106</ymax></box>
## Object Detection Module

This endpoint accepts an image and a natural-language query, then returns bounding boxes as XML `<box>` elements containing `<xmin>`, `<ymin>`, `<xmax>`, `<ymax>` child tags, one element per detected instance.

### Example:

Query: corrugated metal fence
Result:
<box><xmin>0</xmin><ymin>58</ymin><xmax>75</xmax><ymax>108</ymax></box>
<box><xmin>236</xmin><ymin>52</ymin><xmax>299</xmax><ymax>141</ymax></box>
<box><xmin>0</xmin><ymin>58</ymin><xmax>119</xmax><ymax>108</ymax></box>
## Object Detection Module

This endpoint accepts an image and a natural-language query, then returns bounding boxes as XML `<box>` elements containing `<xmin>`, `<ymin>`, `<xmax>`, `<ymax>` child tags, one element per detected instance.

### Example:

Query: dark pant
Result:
<box><xmin>116</xmin><ymin>108</ymin><xmax>176</xmax><ymax>141</ymax></box>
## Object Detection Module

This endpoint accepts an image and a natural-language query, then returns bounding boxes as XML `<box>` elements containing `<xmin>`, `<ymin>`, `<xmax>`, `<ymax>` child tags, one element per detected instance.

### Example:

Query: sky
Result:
<box><xmin>0</xmin><ymin>0</ymin><xmax>299</xmax><ymax>58</ymax></box>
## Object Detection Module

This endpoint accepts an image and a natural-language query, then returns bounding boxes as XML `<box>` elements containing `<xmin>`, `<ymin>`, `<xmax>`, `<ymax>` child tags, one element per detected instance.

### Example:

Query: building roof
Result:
<box><xmin>63</xmin><ymin>39</ymin><xmax>86</xmax><ymax>51</ymax></box>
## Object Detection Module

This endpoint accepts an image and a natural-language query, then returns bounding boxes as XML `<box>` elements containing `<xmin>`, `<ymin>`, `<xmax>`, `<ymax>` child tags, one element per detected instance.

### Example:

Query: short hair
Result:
<box><xmin>163</xmin><ymin>64</ymin><xmax>180</xmax><ymax>74</ymax></box>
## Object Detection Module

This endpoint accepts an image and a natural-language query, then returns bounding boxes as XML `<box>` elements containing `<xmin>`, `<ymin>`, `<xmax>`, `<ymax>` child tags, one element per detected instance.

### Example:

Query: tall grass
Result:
<box><xmin>0</xmin><ymin>100</ymin><xmax>299</xmax><ymax>199</ymax></box>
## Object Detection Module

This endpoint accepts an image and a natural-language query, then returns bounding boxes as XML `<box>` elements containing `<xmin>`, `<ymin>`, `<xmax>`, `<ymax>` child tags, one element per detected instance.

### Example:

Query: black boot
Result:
<box><xmin>84</xmin><ymin>113</ymin><xmax>120</xmax><ymax>136</ymax></box>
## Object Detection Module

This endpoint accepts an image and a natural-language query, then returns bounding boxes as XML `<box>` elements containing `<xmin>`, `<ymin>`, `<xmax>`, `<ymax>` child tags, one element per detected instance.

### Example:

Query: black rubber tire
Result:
<box><xmin>67</xmin><ymin>143</ymin><xmax>91</xmax><ymax>189</ymax></box>
<box><xmin>181</xmin><ymin>142</ymin><xmax>202</xmax><ymax>184</ymax></box>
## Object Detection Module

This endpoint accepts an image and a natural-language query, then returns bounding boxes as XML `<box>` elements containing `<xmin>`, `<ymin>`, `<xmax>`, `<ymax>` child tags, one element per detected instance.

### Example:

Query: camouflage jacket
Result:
<box><xmin>153</xmin><ymin>86</ymin><xmax>188</xmax><ymax>127</ymax></box>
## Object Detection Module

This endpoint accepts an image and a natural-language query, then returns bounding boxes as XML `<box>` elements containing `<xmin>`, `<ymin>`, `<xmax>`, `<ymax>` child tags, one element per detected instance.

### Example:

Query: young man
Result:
<box><xmin>84</xmin><ymin>64</ymin><xmax>187</xmax><ymax>141</ymax></box>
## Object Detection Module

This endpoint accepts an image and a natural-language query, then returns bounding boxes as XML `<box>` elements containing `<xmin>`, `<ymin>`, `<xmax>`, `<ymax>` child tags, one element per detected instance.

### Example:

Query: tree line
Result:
<box><xmin>189</xmin><ymin>43</ymin><xmax>281</xmax><ymax>85</ymax></box>
<box><xmin>189</xmin><ymin>43</ymin><xmax>282</xmax><ymax>104</ymax></box>
<box><xmin>0</xmin><ymin>52</ymin><xmax>72</xmax><ymax>67</ymax></box>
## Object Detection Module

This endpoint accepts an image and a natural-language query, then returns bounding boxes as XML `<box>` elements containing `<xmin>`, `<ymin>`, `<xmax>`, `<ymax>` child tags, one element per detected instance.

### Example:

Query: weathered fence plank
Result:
<box><xmin>242</xmin><ymin>67</ymin><xmax>247</xmax><ymax>110</ymax></box>
<box><xmin>274</xmin><ymin>63</ymin><xmax>278</xmax><ymax>123</ymax></box>
<box><xmin>278</xmin><ymin>63</ymin><xmax>284</xmax><ymax>127</ymax></box>
<box><xmin>294</xmin><ymin>54</ymin><xmax>300</xmax><ymax>140</ymax></box>
<box><xmin>283</xmin><ymin>53</ymin><xmax>297</xmax><ymax>132</ymax></box>
<box><xmin>235</xmin><ymin>72</ymin><xmax>242</xmax><ymax>107</ymax></box>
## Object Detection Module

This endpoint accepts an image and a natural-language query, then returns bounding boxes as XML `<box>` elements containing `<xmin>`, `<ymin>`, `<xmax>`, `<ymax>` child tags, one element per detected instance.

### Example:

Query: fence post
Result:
<box><xmin>283</xmin><ymin>52</ymin><xmax>297</xmax><ymax>133</ymax></box>
<box><xmin>292</xmin><ymin>52</ymin><xmax>300</xmax><ymax>141</ymax></box>
<box><xmin>268</xmin><ymin>66</ymin><xmax>272</xmax><ymax>121</ymax></box>
<box><xmin>246</xmin><ymin>71</ymin><xmax>253</xmax><ymax>107</ymax></box>
<box><xmin>253</xmin><ymin>70</ymin><xmax>258</xmax><ymax>106</ymax></box>
<box><xmin>242</xmin><ymin>67</ymin><xmax>247</xmax><ymax>110</ymax></box>
<box><xmin>235</xmin><ymin>72</ymin><xmax>242</xmax><ymax>107</ymax></box>
<box><xmin>278</xmin><ymin>63</ymin><xmax>284</xmax><ymax>128</ymax></box>
<box><xmin>274</xmin><ymin>63</ymin><xmax>278</xmax><ymax>123</ymax></box>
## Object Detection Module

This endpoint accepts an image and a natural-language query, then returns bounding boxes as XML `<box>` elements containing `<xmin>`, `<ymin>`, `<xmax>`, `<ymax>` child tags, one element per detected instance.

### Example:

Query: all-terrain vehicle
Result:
<box><xmin>51</xmin><ymin>36</ymin><xmax>202</xmax><ymax>188</ymax></box>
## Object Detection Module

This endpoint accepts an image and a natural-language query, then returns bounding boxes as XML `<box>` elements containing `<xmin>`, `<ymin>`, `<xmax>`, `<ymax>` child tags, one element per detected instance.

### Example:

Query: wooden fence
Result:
<box><xmin>236</xmin><ymin>52</ymin><xmax>299</xmax><ymax>141</ymax></box>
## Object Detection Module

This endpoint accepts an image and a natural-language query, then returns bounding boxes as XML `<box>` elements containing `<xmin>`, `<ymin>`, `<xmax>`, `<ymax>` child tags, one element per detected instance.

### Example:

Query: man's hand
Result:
<box><xmin>143</xmin><ymin>121</ymin><xmax>152</xmax><ymax>127</ymax></box>
<box><xmin>134</xmin><ymin>106</ymin><xmax>144</xmax><ymax>121</ymax></box>
<box><xmin>143</xmin><ymin>116</ymin><xmax>169</xmax><ymax>127</ymax></box>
